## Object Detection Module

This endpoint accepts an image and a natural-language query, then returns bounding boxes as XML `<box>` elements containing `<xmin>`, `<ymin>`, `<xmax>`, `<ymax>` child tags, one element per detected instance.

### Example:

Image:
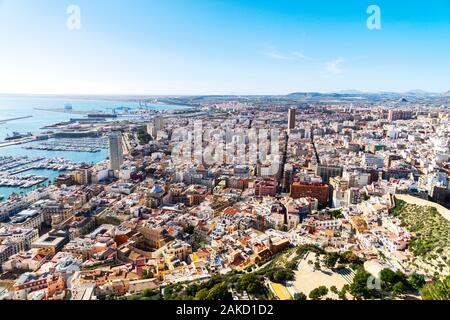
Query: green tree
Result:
<box><xmin>380</xmin><ymin>268</ymin><xmax>397</xmax><ymax>284</ymax></box>
<box><xmin>247</xmin><ymin>282</ymin><xmax>261</xmax><ymax>295</ymax></box>
<box><xmin>237</xmin><ymin>273</ymin><xmax>263</xmax><ymax>294</ymax></box>
<box><xmin>271</xmin><ymin>269</ymin><xmax>294</xmax><ymax>283</ymax></box>
<box><xmin>309</xmin><ymin>286</ymin><xmax>328</xmax><ymax>300</ymax></box>
<box><xmin>293</xmin><ymin>292</ymin><xmax>307</xmax><ymax>300</ymax></box>
<box><xmin>137</xmin><ymin>127</ymin><xmax>152</xmax><ymax>145</ymax></box>
<box><xmin>338</xmin><ymin>285</ymin><xmax>348</xmax><ymax>300</ymax></box>
<box><xmin>194</xmin><ymin>288</ymin><xmax>209</xmax><ymax>300</ymax></box>
<box><xmin>163</xmin><ymin>285</ymin><xmax>176</xmax><ymax>300</ymax></box>
<box><xmin>350</xmin><ymin>269</ymin><xmax>373</xmax><ymax>299</ymax></box>
<box><xmin>143</xmin><ymin>289</ymin><xmax>152</xmax><ymax>297</ymax></box>
<box><xmin>183</xmin><ymin>225</ymin><xmax>195</xmax><ymax>235</ymax></box>
<box><xmin>392</xmin><ymin>282</ymin><xmax>406</xmax><ymax>296</ymax></box>
<box><xmin>325</xmin><ymin>252</ymin><xmax>340</xmax><ymax>268</ymax></box>
<box><xmin>206</xmin><ymin>283</ymin><xmax>231</xmax><ymax>300</ymax></box>
<box><xmin>420</xmin><ymin>276</ymin><xmax>450</xmax><ymax>300</ymax></box>
<box><xmin>185</xmin><ymin>284</ymin><xmax>199</xmax><ymax>297</ymax></box>
<box><xmin>350</xmin><ymin>263</ymin><xmax>362</xmax><ymax>271</ymax></box>
<box><xmin>296</xmin><ymin>244</ymin><xmax>325</xmax><ymax>257</ymax></box>
<box><xmin>331</xmin><ymin>210</ymin><xmax>343</xmax><ymax>218</ymax></box>
<box><xmin>380</xmin><ymin>268</ymin><xmax>407</xmax><ymax>290</ymax></box>
<box><xmin>408</xmin><ymin>273</ymin><xmax>426</xmax><ymax>290</ymax></box>
<box><xmin>286</xmin><ymin>260</ymin><xmax>299</xmax><ymax>270</ymax></box>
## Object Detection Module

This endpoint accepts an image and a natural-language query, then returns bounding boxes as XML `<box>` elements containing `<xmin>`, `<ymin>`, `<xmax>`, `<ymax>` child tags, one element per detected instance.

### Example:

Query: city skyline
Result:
<box><xmin>0</xmin><ymin>0</ymin><xmax>449</xmax><ymax>307</ymax></box>
<box><xmin>1</xmin><ymin>0</ymin><xmax>450</xmax><ymax>95</ymax></box>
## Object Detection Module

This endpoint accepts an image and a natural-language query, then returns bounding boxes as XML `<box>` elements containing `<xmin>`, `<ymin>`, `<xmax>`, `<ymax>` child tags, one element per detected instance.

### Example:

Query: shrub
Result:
<box><xmin>206</xmin><ymin>283</ymin><xmax>231</xmax><ymax>300</ymax></box>
<box><xmin>309</xmin><ymin>286</ymin><xmax>328</xmax><ymax>300</ymax></box>
<box><xmin>324</xmin><ymin>252</ymin><xmax>340</xmax><ymax>268</ymax></box>
<box><xmin>237</xmin><ymin>274</ymin><xmax>263</xmax><ymax>294</ymax></box>
<box><xmin>393</xmin><ymin>282</ymin><xmax>406</xmax><ymax>296</ymax></box>
<box><xmin>293</xmin><ymin>292</ymin><xmax>307</xmax><ymax>300</ymax></box>
<box><xmin>271</xmin><ymin>269</ymin><xmax>294</xmax><ymax>283</ymax></box>
<box><xmin>408</xmin><ymin>273</ymin><xmax>426</xmax><ymax>290</ymax></box>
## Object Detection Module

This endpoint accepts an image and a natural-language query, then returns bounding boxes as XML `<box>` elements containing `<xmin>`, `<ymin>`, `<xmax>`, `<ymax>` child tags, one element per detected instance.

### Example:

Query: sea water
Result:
<box><xmin>0</xmin><ymin>96</ymin><xmax>184</xmax><ymax>200</ymax></box>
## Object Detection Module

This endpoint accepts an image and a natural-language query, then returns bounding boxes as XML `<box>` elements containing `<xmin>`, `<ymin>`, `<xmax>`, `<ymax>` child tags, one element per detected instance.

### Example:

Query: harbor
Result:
<box><xmin>0</xmin><ymin>174</ymin><xmax>48</xmax><ymax>188</ymax></box>
<box><xmin>0</xmin><ymin>136</ymin><xmax>36</xmax><ymax>148</ymax></box>
<box><xmin>0</xmin><ymin>96</ymin><xmax>186</xmax><ymax>201</ymax></box>
<box><xmin>0</xmin><ymin>156</ymin><xmax>45</xmax><ymax>171</ymax></box>
<box><xmin>0</xmin><ymin>156</ymin><xmax>89</xmax><ymax>199</ymax></box>
<box><xmin>23</xmin><ymin>137</ymin><xmax>109</xmax><ymax>153</ymax></box>
<box><xmin>8</xmin><ymin>157</ymin><xmax>81</xmax><ymax>174</ymax></box>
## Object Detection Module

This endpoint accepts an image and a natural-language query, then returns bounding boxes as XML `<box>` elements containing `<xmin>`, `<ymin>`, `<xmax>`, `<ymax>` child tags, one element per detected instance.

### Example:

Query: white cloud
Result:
<box><xmin>325</xmin><ymin>58</ymin><xmax>344</xmax><ymax>74</ymax></box>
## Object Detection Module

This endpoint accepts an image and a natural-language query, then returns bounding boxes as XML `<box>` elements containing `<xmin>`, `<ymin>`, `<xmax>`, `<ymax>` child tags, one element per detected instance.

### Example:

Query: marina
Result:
<box><xmin>23</xmin><ymin>137</ymin><xmax>109</xmax><ymax>153</ymax></box>
<box><xmin>0</xmin><ymin>174</ymin><xmax>48</xmax><ymax>188</ymax></box>
<box><xmin>0</xmin><ymin>136</ymin><xmax>36</xmax><ymax>148</ymax></box>
<box><xmin>8</xmin><ymin>157</ymin><xmax>80</xmax><ymax>174</ymax></box>
<box><xmin>0</xmin><ymin>156</ymin><xmax>45</xmax><ymax>171</ymax></box>
<box><xmin>0</xmin><ymin>155</ymin><xmax>96</xmax><ymax>200</ymax></box>
<box><xmin>1</xmin><ymin>156</ymin><xmax>81</xmax><ymax>175</ymax></box>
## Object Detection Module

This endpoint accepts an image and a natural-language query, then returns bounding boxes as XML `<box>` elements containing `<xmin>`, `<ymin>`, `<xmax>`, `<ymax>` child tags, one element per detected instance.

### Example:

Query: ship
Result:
<box><xmin>4</xmin><ymin>131</ymin><xmax>33</xmax><ymax>141</ymax></box>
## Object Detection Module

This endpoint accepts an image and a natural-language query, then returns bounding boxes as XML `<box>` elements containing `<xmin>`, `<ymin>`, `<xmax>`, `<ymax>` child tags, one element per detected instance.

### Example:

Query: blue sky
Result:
<box><xmin>0</xmin><ymin>0</ymin><xmax>449</xmax><ymax>95</ymax></box>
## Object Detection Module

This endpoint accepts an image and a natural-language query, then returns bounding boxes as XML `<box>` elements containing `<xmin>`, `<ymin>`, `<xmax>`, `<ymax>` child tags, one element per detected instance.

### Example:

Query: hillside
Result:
<box><xmin>392</xmin><ymin>200</ymin><xmax>450</xmax><ymax>276</ymax></box>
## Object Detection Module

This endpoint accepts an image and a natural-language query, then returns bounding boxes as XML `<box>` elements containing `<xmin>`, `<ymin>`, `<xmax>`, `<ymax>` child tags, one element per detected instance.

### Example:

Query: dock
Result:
<box><xmin>0</xmin><ymin>137</ymin><xmax>35</xmax><ymax>148</ymax></box>
<box><xmin>34</xmin><ymin>107</ymin><xmax>98</xmax><ymax>115</ymax></box>
<box><xmin>0</xmin><ymin>115</ymin><xmax>33</xmax><ymax>124</ymax></box>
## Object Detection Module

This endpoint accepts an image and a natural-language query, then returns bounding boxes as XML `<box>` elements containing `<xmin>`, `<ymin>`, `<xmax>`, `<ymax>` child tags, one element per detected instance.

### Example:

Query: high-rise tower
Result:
<box><xmin>109</xmin><ymin>132</ymin><xmax>123</xmax><ymax>172</ymax></box>
<box><xmin>288</xmin><ymin>108</ymin><xmax>296</xmax><ymax>133</ymax></box>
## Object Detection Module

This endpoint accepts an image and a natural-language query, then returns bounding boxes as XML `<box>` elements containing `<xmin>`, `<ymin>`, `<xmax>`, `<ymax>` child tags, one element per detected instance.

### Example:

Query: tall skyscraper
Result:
<box><xmin>147</xmin><ymin>115</ymin><xmax>165</xmax><ymax>139</ymax></box>
<box><xmin>288</xmin><ymin>108</ymin><xmax>296</xmax><ymax>133</ymax></box>
<box><xmin>109</xmin><ymin>132</ymin><xmax>123</xmax><ymax>172</ymax></box>
<box><xmin>154</xmin><ymin>116</ymin><xmax>165</xmax><ymax>131</ymax></box>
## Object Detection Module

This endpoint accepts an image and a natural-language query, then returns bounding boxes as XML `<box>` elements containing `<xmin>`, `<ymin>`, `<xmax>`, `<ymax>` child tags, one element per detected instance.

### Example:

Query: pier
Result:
<box><xmin>0</xmin><ymin>115</ymin><xmax>33</xmax><ymax>124</ymax></box>
<box><xmin>0</xmin><ymin>137</ymin><xmax>35</xmax><ymax>148</ymax></box>
<box><xmin>34</xmin><ymin>107</ymin><xmax>93</xmax><ymax>114</ymax></box>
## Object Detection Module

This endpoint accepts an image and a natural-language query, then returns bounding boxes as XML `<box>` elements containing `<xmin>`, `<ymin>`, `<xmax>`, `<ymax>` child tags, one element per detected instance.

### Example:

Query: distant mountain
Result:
<box><xmin>288</xmin><ymin>91</ymin><xmax>392</xmax><ymax>98</ymax></box>
<box><xmin>287</xmin><ymin>92</ymin><xmax>323</xmax><ymax>98</ymax></box>
<box><xmin>286</xmin><ymin>90</ymin><xmax>448</xmax><ymax>100</ymax></box>
<box><xmin>335</xmin><ymin>89</ymin><xmax>365</xmax><ymax>95</ymax></box>
<box><xmin>403</xmin><ymin>89</ymin><xmax>439</xmax><ymax>97</ymax></box>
